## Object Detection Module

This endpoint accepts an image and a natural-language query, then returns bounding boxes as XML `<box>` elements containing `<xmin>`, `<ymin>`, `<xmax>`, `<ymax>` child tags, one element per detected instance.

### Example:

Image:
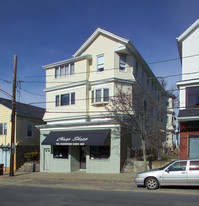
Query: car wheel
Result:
<box><xmin>145</xmin><ymin>177</ymin><xmax>159</xmax><ymax>190</ymax></box>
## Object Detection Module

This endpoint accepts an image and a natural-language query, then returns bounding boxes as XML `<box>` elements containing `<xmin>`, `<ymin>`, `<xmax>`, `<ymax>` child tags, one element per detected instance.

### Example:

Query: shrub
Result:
<box><xmin>24</xmin><ymin>152</ymin><xmax>39</xmax><ymax>162</ymax></box>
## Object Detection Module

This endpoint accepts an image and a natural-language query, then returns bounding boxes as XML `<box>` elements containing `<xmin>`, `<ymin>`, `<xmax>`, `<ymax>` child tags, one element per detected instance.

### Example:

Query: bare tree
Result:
<box><xmin>106</xmin><ymin>83</ymin><xmax>167</xmax><ymax>170</ymax></box>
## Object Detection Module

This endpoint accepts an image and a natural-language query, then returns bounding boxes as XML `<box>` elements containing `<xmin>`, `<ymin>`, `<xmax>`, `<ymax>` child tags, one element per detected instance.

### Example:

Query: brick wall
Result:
<box><xmin>180</xmin><ymin>122</ymin><xmax>199</xmax><ymax>159</ymax></box>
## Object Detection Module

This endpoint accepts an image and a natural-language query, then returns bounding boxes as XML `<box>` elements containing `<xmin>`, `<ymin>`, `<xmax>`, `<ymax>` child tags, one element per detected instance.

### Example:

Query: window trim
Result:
<box><xmin>55</xmin><ymin>92</ymin><xmax>75</xmax><ymax>107</ymax></box>
<box><xmin>0</xmin><ymin>123</ymin><xmax>7</xmax><ymax>136</ymax></box>
<box><xmin>97</xmin><ymin>54</ymin><xmax>104</xmax><ymax>72</ymax></box>
<box><xmin>55</xmin><ymin>63</ymin><xmax>75</xmax><ymax>78</ymax></box>
<box><xmin>26</xmin><ymin>123</ymin><xmax>33</xmax><ymax>138</ymax></box>
<box><xmin>119</xmin><ymin>53</ymin><xmax>127</xmax><ymax>72</ymax></box>
<box><xmin>91</xmin><ymin>88</ymin><xmax>109</xmax><ymax>105</ymax></box>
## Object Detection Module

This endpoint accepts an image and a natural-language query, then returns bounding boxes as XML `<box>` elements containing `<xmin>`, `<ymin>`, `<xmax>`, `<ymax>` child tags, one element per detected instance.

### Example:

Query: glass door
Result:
<box><xmin>80</xmin><ymin>146</ymin><xmax>86</xmax><ymax>169</ymax></box>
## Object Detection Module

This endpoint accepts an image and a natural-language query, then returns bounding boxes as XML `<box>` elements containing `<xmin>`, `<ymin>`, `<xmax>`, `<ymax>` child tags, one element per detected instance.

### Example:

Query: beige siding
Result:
<box><xmin>83</xmin><ymin>35</ymin><xmax>118</xmax><ymax>82</ymax></box>
<box><xmin>45</xmin><ymin>59</ymin><xmax>88</xmax><ymax>89</ymax></box>
<box><xmin>0</xmin><ymin>104</ymin><xmax>11</xmax><ymax>145</ymax></box>
<box><xmin>44</xmin><ymin>85</ymin><xmax>87</xmax><ymax>120</ymax></box>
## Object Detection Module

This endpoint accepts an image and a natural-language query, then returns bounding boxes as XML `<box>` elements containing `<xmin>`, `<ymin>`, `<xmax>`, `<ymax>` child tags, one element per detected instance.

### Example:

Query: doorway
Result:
<box><xmin>80</xmin><ymin>146</ymin><xmax>86</xmax><ymax>169</ymax></box>
<box><xmin>43</xmin><ymin>148</ymin><xmax>50</xmax><ymax>171</ymax></box>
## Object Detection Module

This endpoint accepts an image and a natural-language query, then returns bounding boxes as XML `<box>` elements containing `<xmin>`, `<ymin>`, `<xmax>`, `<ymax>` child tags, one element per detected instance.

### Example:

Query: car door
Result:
<box><xmin>162</xmin><ymin>161</ymin><xmax>188</xmax><ymax>185</ymax></box>
<box><xmin>187</xmin><ymin>160</ymin><xmax>199</xmax><ymax>185</ymax></box>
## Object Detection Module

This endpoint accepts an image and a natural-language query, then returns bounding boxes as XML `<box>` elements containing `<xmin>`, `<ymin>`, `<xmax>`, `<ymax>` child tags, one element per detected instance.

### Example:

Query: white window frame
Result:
<box><xmin>97</xmin><ymin>54</ymin><xmax>104</xmax><ymax>72</ymax></box>
<box><xmin>0</xmin><ymin>123</ymin><xmax>7</xmax><ymax>136</ymax></box>
<box><xmin>55</xmin><ymin>63</ymin><xmax>75</xmax><ymax>78</ymax></box>
<box><xmin>26</xmin><ymin>124</ymin><xmax>33</xmax><ymax>138</ymax></box>
<box><xmin>55</xmin><ymin>92</ymin><xmax>75</xmax><ymax>107</ymax></box>
<box><xmin>119</xmin><ymin>53</ymin><xmax>127</xmax><ymax>72</ymax></box>
<box><xmin>91</xmin><ymin>88</ymin><xmax>109</xmax><ymax>105</ymax></box>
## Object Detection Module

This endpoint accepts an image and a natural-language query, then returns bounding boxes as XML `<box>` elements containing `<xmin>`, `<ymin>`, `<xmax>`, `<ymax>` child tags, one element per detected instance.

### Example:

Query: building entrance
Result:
<box><xmin>80</xmin><ymin>146</ymin><xmax>86</xmax><ymax>169</ymax></box>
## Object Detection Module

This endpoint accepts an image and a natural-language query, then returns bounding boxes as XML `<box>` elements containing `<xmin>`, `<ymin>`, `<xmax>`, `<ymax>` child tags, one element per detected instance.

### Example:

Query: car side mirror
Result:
<box><xmin>165</xmin><ymin>168</ymin><xmax>169</xmax><ymax>173</ymax></box>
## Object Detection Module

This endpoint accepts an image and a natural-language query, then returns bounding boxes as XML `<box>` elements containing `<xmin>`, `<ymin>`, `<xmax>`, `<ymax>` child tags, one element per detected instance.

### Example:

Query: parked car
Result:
<box><xmin>134</xmin><ymin>159</ymin><xmax>199</xmax><ymax>190</ymax></box>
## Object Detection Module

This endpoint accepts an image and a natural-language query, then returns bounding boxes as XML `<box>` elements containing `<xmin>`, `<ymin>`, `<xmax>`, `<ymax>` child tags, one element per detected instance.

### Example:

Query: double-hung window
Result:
<box><xmin>97</xmin><ymin>55</ymin><xmax>104</xmax><ymax>72</ymax></box>
<box><xmin>0</xmin><ymin>123</ymin><xmax>7</xmax><ymax>136</ymax></box>
<box><xmin>55</xmin><ymin>63</ymin><xmax>75</xmax><ymax>78</ymax></box>
<box><xmin>119</xmin><ymin>54</ymin><xmax>127</xmax><ymax>71</ymax></box>
<box><xmin>56</xmin><ymin>92</ymin><xmax>75</xmax><ymax>107</ymax></box>
<box><xmin>26</xmin><ymin>124</ymin><xmax>33</xmax><ymax>137</ymax></box>
<box><xmin>92</xmin><ymin>88</ymin><xmax>109</xmax><ymax>104</ymax></box>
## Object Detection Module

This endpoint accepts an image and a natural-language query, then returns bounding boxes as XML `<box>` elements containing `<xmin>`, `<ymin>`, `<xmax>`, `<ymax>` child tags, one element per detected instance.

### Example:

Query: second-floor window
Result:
<box><xmin>186</xmin><ymin>86</ymin><xmax>199</xmax><ymax>108</ymax></box>
<box><xmin>55</xmin><ymin>63</ymin><xmax>74</xmax><ymax>78</ymax></box>
<box><xmin>119</xmin><ymin>54</ymin><xmax>127</xmax><ymax>71</ymax></box>
<box><xmin>0</xmin><ymin>123</ymin><xmax>7</xmax><ymax>136</ymax></box>
<box><xmin>92</xmin><ymin>88</ymin><xmax>109</xmax><ymax>104</ymax></box>
<box><xmin>56</xmin><ymin>92</ymin><xmax>75</xmax><ymax>107</ymax></box>
<box><xmin>26</xmin><ymin>124</ymin><xmax>33</xmax><ymax>137</ymax></box>
<box><xmin>97</xmin><ymin>55</ymin><xmax>104</xmax><ymax>72</ymax></box>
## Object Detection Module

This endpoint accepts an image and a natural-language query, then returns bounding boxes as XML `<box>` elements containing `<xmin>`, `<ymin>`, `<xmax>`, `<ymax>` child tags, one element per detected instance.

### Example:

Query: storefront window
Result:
<box><xmin>90</xmin><ymin>146</ymin><xmax>110</xmax><ymax>160</ymax></box>
<box><xmin>53</xmin><ymin>146</ymin><xmax>69</xmax><ymax>159</ymax></box>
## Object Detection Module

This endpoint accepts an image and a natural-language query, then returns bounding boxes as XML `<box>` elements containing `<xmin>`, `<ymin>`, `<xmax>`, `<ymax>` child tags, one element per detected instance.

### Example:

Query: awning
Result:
<box><xmin>42</xmin><ymin>130</ymin><xmax>111</xmax><ymax>146</ymax></box>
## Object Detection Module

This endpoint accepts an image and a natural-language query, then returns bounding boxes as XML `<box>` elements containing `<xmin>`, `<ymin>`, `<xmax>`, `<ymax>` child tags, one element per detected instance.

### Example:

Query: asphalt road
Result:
<box><xmin>0</xmin><ymin>185</ymin><xmax>199</xmax><ymax>206</ymax></box>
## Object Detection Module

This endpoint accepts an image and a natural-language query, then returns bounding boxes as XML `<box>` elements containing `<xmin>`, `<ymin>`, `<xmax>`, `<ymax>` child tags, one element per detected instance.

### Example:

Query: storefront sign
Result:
<box><xmin>56</xmin><ymin>136</ymin><xmax>88</xmax><ymax>145</ymax></box>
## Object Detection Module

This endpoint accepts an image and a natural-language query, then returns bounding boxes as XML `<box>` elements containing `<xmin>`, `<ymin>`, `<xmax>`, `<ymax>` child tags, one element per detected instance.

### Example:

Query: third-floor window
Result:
<box><xmin>119</xmin><ymin>54</ymin><xmax>127</xmax><ymax>71</ymax></box>
<box><xmin>55</xmin><ymin>63</ymin><xmax>74</xmax><ymax>78</ymax></box>
<box><xmin>97</xmin><ymin>55</ymin><xmax>104</xmax><ymax>72</ymax></box>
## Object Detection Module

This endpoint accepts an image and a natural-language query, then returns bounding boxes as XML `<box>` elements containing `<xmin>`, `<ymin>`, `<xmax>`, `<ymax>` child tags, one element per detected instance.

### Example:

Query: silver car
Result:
<box><xmin>134</xmin><ymin>159</ymin><xmax>199</xmax><ymax>190</ymax></box>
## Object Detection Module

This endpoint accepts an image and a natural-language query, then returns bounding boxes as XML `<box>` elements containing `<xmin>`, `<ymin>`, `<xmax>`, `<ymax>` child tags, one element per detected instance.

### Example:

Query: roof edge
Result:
<box><xmin>73</xmin><ymin>28</ymin><xmax>129</xmax><ymax>57</ymax></box>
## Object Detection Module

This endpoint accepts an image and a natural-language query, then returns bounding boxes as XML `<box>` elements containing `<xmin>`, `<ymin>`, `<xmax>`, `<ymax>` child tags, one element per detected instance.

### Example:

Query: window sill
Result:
<box><xmin>91</xmin><ymin>102</ymin><xmax>109</xmax><ymax>106</ymax></box>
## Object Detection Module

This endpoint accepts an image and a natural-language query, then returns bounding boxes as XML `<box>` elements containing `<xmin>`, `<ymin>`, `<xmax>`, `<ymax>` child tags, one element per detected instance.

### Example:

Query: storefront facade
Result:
<box><xmin>40</xmin><ymin>125</ymin><xmax>122</xmax><ymax>173</ymax></box>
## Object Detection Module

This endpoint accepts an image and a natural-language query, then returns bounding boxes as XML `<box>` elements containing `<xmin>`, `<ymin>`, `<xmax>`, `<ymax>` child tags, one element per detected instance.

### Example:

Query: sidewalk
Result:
<box><xmin>1</xmin><ymin>171</ymin><xmax>135</xmax><ymax>183</ymax></box>
<box><xmin>0</xmin><ymin>171</ymin><xmax>136</xmax><ymax>191</ymax></box>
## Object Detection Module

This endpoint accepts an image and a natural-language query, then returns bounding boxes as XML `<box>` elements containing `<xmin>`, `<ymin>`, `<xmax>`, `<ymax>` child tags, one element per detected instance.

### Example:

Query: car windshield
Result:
<box><xmin>159</xmin><ymin>161</ymin><xmax>175</xmax><ymax>170</ymax></box>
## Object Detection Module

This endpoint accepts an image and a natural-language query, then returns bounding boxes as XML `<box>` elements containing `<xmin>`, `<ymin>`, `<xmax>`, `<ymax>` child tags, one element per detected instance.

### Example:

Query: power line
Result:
<box><xmin>148</xmin><ymin>53</ymin><xmax>199</xmax><ymax>64</ymax></box>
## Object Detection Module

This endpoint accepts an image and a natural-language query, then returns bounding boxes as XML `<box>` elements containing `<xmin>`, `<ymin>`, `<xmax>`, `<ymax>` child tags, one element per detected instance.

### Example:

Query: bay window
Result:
<box><xmin>91</xmin><ymin>88</ymin><xmax>109</xmax><ymax>104</ymax></box>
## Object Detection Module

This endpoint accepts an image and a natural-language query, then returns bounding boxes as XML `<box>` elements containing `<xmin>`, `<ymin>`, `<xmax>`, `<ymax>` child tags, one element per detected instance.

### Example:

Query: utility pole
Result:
<box><xmin>9</xmin><ymin>55</ymin><xmax>17</xmax><ymax>177</ymax></box>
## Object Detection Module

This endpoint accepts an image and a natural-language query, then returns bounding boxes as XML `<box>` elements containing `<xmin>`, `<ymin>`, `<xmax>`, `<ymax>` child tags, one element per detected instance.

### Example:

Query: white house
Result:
<box><xmin>176</xmin><ymin>19</ymin><xmax>199</xmax><ymax>159</ymax></box>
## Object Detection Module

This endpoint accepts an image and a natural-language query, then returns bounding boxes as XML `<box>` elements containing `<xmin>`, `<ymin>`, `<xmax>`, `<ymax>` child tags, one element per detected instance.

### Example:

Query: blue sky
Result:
<box><xmin>0</xmin><ymin>0</ymin><xmax>199</xmax><ymax>108</ymax></box>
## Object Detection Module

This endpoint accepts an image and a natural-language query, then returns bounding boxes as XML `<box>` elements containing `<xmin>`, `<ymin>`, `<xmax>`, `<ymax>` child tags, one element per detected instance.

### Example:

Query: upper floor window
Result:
<box><xmin>26</xmin><ymin>124</ymin><xmax>33</xmax><ymax>137</ymax></box>
<box><xmin>97</xmin><ymin>55</ymin><xmax>104</xmax><ymax>72</ymax></box>
<box><xmin>119</xmin><ymin>54</ymin><xmax>127</xmax><ymax>71</ymax></box>
<box><xmin>92</xmin><ymin>88</ymin><xmax>109</xmax><ymax>104</ymax></box>
<box><xmin>186</xmin><ymin>86</ymin><xmax>199</xmax><ymax>108</ymax></box>
<box><xmin>0</xmin><ymin>123</ymin><xmax>7</xmax><ymax>136</ymax></box>
<box><xmin>56</xmin><ymin>92</ymin><xmax>75</xmax><ymax>107</ymax></box>
<box><xmin>55</xmin><ymin>63</ymin><xmax>74</xmax><ymax>78</ymax></box>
